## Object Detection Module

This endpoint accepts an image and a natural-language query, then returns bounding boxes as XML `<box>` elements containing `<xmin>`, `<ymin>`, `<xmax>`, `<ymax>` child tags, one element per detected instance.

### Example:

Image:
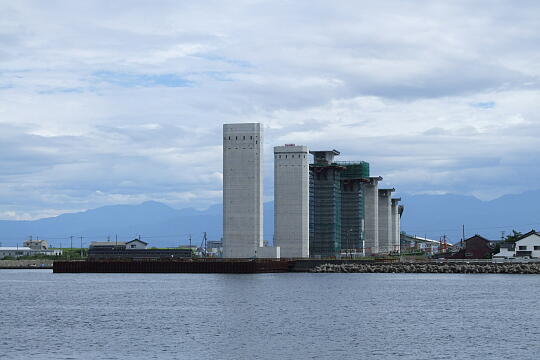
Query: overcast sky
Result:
<box><xmin>1</xmin><ymin>0</ymin><xmax>539</xmax><ymax>220</ymax></box>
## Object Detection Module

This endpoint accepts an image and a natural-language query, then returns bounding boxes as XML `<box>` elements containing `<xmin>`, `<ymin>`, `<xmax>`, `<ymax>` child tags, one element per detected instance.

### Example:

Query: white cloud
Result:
<box><xmin>1</xmin><ymin>0</ymin><xmax>540</xmax><ymax>218</ymax></box>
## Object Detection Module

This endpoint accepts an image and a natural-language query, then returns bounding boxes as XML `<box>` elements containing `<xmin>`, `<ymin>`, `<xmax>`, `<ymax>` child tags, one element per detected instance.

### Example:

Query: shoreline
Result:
<box><xmin>311</xmin><ymin>263</ymin><xmax>540</xmax><ymax>274</ymax></box>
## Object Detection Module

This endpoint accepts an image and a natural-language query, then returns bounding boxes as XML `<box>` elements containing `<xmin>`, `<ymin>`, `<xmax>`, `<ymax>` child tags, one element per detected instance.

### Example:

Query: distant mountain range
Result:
<box><xmin>1</xmin><ymin>190</ymin><xmax>539</xmax><ymax>247</ymax></box>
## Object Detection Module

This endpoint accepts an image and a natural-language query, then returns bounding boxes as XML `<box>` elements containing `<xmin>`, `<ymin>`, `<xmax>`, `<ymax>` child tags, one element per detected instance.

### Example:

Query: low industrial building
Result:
<box><xmin>0</xmin><ymin>247</ymin><xmax>34</xmax><ymax>259</ymax></box>
<box><xmin>88</xmin><ymin>239</ymin><xmax>191</xmax><ymax>260</ymax></box>
<box><xmin>206</xmin><ymin>241</ymin><xmax>223</xmax><ymax>257</ymax></box>
<box><xmin>400</xmin><ymin>233</ymin><xmax>453</xmax><ymax>255</ymax></box>
<box><xmin>0</xmin><ymin>245</ymin><xmax>62</xmax><ymax>259</ymax></box>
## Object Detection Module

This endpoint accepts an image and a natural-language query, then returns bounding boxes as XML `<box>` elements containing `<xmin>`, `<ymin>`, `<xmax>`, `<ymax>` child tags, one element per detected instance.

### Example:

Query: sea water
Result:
<box><xmin>1</xmin><ymin>270</ymin><xmax>539</xmax><ymax>359</ymax></box>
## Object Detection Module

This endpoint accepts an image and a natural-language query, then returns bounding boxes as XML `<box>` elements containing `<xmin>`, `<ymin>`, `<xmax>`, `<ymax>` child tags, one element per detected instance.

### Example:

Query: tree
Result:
<box><xmin>504</xmin><ymin>230</ymin><xmax>523</xmax><ymax>243</ymax></box>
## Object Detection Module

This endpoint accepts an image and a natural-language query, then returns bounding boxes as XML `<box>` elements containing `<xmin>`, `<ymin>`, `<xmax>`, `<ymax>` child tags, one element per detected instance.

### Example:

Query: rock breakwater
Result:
<box><xmin>310</xmin><ymin>263</ymin><xmax>540</xmax><ymax>274</ymax></box>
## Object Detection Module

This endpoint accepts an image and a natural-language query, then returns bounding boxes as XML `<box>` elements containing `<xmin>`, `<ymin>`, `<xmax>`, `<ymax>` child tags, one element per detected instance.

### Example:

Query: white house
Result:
<box><xmin>493</xmin><ymin>231</ymin><xmax>540</xmax><ymax>259</ymax></box>
<box><xmin>23</xmin><ymin>239</ymin><xmax>48</xmax><ymax>251</ymax></box>
<box><xmin>125</xmin><ymin>239</ymin><xmax>148</xmax><ymax>250</ymax></box>
<box><xmin>493</xmin><ymin>243</ymin><xmax>516</xmax><ymax>259</ymax></box>
<box><xmin>514</xmin><ymin>232</ymin><xmax>540</xmax><ymax>258</ymax></box>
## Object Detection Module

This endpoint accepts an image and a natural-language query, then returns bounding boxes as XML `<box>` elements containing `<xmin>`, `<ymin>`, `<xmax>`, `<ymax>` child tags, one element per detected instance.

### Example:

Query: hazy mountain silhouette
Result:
<box><xmin>1</xmin><ymin>191</ymin><xmax>539</xmax><ymax>247</ymax></box>
<box><xmin>400</xmin><ymin>190</ymin><xmax>540</xmax><ymax>242</ymax></box>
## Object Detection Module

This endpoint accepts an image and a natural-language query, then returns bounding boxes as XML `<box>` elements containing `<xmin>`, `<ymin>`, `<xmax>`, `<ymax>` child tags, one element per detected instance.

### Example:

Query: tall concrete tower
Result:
<box><xmin>274</xmin><ymin>145</ymin><xmax>309</xmax><ymax>258</ymax></box>
<box><xmin>363</xmin><ymin>176</ymin><xmax>382</xmax><ymax>255</ymax></box>
<box><xmin>378</xmin><ymin>188</ymin><xmax>395</xmax><ymax>253</ymax></box>
<box><xmin>391</xmin><ymin>198</ymin><xmax>401</xmax><ymax>253</ymax></box>
<box><xmin>223</xmin><ymin>123</ymin><xmax>263</xmax><ymax>258</ymax></box>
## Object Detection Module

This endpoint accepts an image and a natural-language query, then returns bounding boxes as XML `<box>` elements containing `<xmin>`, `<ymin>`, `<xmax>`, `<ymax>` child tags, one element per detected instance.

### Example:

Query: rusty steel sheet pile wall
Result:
<box><xmin>53</xmin><ymin>260</ymin><xmax>293</xmax><ymax>274</ymax></box>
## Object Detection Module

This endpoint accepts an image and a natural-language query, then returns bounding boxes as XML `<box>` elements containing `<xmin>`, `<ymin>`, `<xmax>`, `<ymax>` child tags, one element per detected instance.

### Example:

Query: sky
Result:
<box><xmin>1</xmin><ymin>0</ymin><xmax>539</xmax><ymax>220</ymax></box>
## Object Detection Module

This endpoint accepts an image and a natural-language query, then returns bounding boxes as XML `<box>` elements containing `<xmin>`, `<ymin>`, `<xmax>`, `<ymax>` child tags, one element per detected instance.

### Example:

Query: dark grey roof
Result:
<box><xmin>126</xmin><ymin>239</ymin><xmax>148</xmax><ymax>245</ymax></box>
<box><xmin>90</xmin><ymin>241</ymin><xmax>126</xmax><ymax>247</ymax></box>
<box><xmin>500</xmin><ymin>243</ymin><xmax>515</xmax><ymax>250</ymax></box>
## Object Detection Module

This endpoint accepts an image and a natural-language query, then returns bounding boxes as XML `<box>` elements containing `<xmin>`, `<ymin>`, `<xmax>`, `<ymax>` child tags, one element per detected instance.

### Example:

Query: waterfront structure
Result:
<box><xmin>90</xmin><ymin>240</ymin><xmax>146</xmax><ymax>250</ymax></box>
<box><xmin>309</xmin><ymin>150</ymin><xmax>344</xmax><ymax>257</ymax></box>
<box><xmin>0</xmin><ymin>246</ymin><xmax>62</xmax><ymax>259</ymax></box>
<box><xmin>274</xmin><ymin>144</ymin><xmax>310</xmax><ymax>258</ymax></box>
<box><xmin>90</xmin><ymin>242</ymin><xmax>126</xmax><ymax>248</ymax></box>
<box><xmin>339</xmin><ymin>161</ymin><xmax>370</xmax><ymax>256</ymax></box>
<box><xmin>88</xmin><ymin>240</ymin><xmax>191</xmax><ymax>259</ymax></box>
<box><xmin>0</xmin><ymin>247</ymin><xmax>33</xmax><ymax>259</ymax></box>
<box><xmin>222</xmin><ymin>123</ymin><xmax>279</xmax><ymax>258</ymax></box>
<box><xmin>363</xmin><ymin>176</ymin><xmax>382</xmax><ymax>255</ymax></box>
<box><xmin>377</xmin><ymin>188</ymin><xmax>395</xmax><ymax>253</ymax></box>
<box><xmin>223</xmin><ymin>123</ymin><xmax>263</xmax><ymax>258</ymax></box>
<box><xmin>390</xmin><ymin>198</ymin><xmax>402</xmax><ymax>253</ymax></box>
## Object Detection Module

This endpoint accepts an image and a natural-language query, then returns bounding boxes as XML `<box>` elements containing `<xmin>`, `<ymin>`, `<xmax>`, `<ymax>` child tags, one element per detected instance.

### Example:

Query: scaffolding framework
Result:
<box><xmin>339</xmin><ymin>162</ymin><xmax>370</xmax><ymax>254</ymax></box>
<box><xmin>309</xmin><ymin>165</ymin><xmax>344</xmax><ymax>257</ymax></box>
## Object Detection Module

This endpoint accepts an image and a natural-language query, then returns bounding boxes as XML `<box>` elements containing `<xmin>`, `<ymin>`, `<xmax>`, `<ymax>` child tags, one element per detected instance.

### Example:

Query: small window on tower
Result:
<box><xmin>236</xmin><ymin>136</ymin><xmax>238</xmax><ymax>140</ymax></box>
<box><xmin>250</xmin><ymin>136</ymin><xmax>253</xmax><ymax>139</ymax></box>
<box><xmin>243</xmin><ymin>136</ymin><xmax>245</xmax><ymax>140</ymax></box>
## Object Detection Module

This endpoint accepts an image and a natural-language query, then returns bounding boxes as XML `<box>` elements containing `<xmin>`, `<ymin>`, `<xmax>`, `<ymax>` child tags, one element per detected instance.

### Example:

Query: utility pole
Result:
<box><xmin>442</xmin><ymin>234</ymin><xmax>447</xmax><ymax>253</ymax></box>
<box><xmin>115</xmin><ymin>234</ymin><xmax>118</xmax><ymax>246</ymax></box>
<box><xmin>70</xmin><ymin>235</ymin><xmax>73</xmax><ymax>250</ymax></box>
<box><xmin>462</xmin><ymin>224</ymin><xmax>465</xmax><ymax>245</ymax></box>
<box><xmin>189</xmin><ymin>234</ymin><xmax>192</xmax><ymax>250</ymax></box>
<box><xmin>204</xmin><ymin>232</ymin><xmax>208</xmax><ymax>257</ymax></box>
<box><xmin>80</xmin><ymin>236</ymin><xmax>84</xmax><ymax>257</ymax></box>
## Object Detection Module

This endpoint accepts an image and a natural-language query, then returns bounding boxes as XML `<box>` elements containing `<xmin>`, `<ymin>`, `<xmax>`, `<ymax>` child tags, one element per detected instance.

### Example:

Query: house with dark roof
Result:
<box><xmin>449</xmin><ymin>235</ymin><xmax>494</xmax><ymax>259</ymax></box>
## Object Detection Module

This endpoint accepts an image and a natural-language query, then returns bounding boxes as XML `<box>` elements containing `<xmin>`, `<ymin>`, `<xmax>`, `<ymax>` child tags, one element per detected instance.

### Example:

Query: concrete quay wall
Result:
<box><xmin>0</xmin><ymin>260</ymin><xmax>54</xmax><ymax>269</ymax></box>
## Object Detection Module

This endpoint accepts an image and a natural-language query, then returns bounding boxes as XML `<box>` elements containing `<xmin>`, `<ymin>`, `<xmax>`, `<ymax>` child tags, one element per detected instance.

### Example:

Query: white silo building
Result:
<box><xmin>273</xmin><ymin>144</ymin><xmax>310</xmax><ymax>258</ymax></box>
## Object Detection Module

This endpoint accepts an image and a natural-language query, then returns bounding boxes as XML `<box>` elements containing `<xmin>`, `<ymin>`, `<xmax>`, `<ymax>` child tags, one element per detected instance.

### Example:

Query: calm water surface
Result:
<box><xmin>1</xmin><ymin>270</ymin><xmax>539</xmax><ymax>359</ymax></box>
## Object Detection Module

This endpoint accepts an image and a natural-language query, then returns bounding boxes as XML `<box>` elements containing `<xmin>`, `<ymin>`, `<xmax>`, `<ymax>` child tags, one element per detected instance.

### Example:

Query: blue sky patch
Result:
<box><xmin>92</xmin><ymin>71</ymin><xmax>192</xmax><ymax>88</ymax></box>
<box><xmin>470</xmin><ymin>101</ymin><xmax>495</xmax><ymax>109</ymax></box>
